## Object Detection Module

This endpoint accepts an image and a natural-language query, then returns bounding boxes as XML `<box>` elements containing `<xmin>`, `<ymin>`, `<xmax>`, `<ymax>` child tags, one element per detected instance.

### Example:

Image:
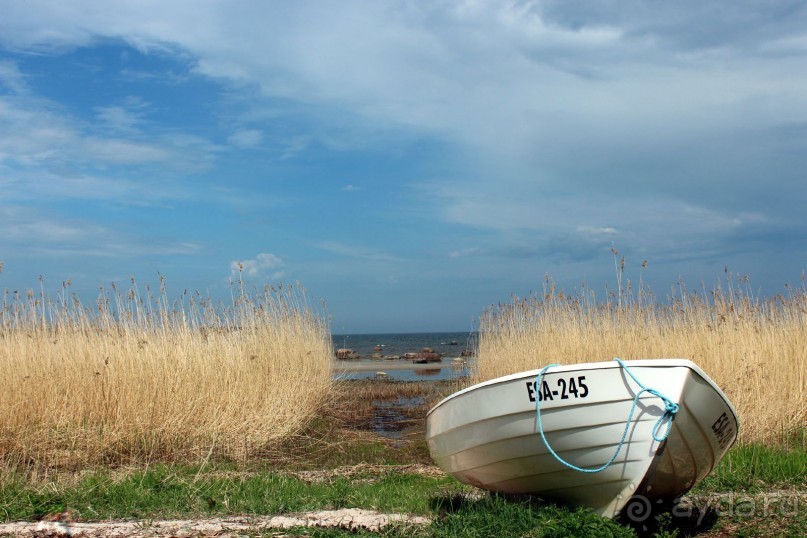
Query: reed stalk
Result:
<box><xmin>0</xmin><ymin>276</ymin><xmax>333</xmax><ymax>470</ymax></box>
<box><xmin>475</xmin><ymin>272</ymin><xmax>807</xmax><ymax>446</ymax></box>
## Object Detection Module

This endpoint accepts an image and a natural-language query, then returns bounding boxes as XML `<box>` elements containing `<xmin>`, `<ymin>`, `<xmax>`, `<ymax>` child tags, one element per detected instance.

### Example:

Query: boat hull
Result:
<box><xmin>425</xmin><ymin>359</ymin><xmax>738</xmax><ymax>518</ymax></box>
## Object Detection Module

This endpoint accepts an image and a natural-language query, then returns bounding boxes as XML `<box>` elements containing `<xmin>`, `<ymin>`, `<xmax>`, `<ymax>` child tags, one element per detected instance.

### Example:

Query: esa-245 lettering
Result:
<box><xmin>526</xmin><ymin>376</ymin><xmax>589</xmax><ymax>402</ymax></box>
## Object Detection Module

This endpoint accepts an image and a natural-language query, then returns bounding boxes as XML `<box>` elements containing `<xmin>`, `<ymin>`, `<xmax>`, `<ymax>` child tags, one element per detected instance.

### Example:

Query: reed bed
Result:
<box><xmin>0</xmin><ymin>276</ymin><xmax>333</xmax><ymax>470</ymax></box>
<box><xmin>475</xmin><ymin>271</ymin><xmax>807</xmax><ymax>446</ymax></box>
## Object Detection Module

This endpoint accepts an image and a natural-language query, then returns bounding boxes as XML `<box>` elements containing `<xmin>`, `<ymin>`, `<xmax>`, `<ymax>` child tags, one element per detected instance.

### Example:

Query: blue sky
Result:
<box><xmin>1</xmin><ymin>1</ymin><xmax>806</xmax><ymax>333</ymax></box>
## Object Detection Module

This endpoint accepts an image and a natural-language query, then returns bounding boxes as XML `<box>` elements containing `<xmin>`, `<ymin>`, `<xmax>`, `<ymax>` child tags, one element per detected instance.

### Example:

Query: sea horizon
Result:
<box><xmin>331</xmin><ymin>331</ymin><xmax>477</xmax><ymax>361</ymax></box>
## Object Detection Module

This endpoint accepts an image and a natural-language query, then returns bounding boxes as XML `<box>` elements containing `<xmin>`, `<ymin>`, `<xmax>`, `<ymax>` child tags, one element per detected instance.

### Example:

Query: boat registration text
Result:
<box><xmin>526</xmin><ymin>376</ymin><xmax>589</xmax><ymax>402</ymax></box>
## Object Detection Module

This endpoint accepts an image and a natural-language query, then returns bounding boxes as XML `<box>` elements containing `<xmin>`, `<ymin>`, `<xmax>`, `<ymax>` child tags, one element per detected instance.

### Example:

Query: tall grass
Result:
<box><xmin>475</xmin><ymin>268</ymin><xmax>807</xmax><ymax>446</ymax></box>
<box><xmin>0</xmin><ymin>275</ymin><xmax>333</xmax><ymax>470</ymax></box>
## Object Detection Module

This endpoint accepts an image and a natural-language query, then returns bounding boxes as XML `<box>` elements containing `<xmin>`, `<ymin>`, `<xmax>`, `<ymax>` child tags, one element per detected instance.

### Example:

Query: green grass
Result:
<box><xmin>694</xmin><ymin>441</ymin><xmax>807</xmax><ymax>492</ymax></box>
<box><xmin>421</xmin><ymin>495</ymin><xmax>634</xmax><ymax>538</ymax></box>
<box><xmin>0</xmin><ymin>465</ymin><xmax>634</xmax><ymax>537</ymax></box>
<box><xmin>0</xmin><ymin>464</ymin><xmax>463</xmax><ymax>521</ymax></box>
<box><xmin>2</xmin><ymin>444</ymin><xmax>805</xmax><ymax>537</ymax></box>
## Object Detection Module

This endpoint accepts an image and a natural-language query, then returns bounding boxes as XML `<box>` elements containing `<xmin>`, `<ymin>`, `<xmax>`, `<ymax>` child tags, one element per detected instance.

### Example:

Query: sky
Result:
<box><xmin>1</xmin><ymin>1</ymin><xmax>806</xmax><ymax>333</ymax></box>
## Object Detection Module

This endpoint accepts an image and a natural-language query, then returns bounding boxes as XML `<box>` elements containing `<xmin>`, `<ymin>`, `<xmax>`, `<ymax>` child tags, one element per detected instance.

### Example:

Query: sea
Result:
<box><xmin>332</xmin><ymin>331</ymin><xmax>477</xmax><ymax>381</ymax></box>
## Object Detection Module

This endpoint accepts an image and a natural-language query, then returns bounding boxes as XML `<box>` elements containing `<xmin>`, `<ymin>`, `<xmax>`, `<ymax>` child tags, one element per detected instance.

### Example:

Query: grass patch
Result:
<box><xmin>0</xmin><ymin>464</ymin><xmax>465</xmax><ymax>522</ymax></box>
<box><xmin>0</xmin><ymin>465</ymin><xmax>636</xmax><ymax>537</ymax></box>
<box><xmin>423</xmin><ymin>495</ymin><xmax>634</xmax><ymax>538</ymax></box>
<box><xmin>694</xmin><ymin>440</ymin><xmax>806</xmax><ymax>492</ymax></box>
<box><xmin>4</xmin><ymin>453</ymin><xmax>804</xmax><ymax>537</ymax></box>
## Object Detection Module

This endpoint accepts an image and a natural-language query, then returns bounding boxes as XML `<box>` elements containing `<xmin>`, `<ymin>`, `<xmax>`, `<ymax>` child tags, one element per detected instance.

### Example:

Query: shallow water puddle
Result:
<box><xmin>369</xmin><ymin>396</ymin><xmax>425</xmax><ymax>440</ymax></box>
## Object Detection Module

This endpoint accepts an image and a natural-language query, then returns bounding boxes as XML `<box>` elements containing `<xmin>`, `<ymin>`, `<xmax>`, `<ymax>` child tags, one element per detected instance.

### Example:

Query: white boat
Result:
<box><xmin>426</xmin><ymin>358</ymin><xmax>739</xmax><ymax>518</ymax></box>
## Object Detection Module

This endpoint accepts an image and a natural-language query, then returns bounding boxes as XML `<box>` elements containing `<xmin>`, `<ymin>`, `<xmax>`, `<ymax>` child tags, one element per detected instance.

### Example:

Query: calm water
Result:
<box><xmin>332</xmin><ymin>331</ymin><xmax>477</xmax><ymax>381</ymax></box>
<box><xmin>332</xmin><ymin>331</ymin><xmax>476</xmax><ymax>358</ymax></box>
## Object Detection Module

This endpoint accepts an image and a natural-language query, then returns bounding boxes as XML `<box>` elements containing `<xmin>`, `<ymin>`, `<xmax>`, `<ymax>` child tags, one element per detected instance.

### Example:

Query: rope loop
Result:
<box><xmin>534</xmin><ymin>358</ymin><xmax>679</xmax><ymax>474</ymax></box>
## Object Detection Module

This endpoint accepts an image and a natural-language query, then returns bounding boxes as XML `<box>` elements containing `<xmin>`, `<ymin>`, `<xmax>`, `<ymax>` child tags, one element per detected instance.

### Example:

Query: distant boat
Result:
<box><xmin>426</xmin><ymin>359</ymin><xmax>738</xmax><ymax>518</ymax></box>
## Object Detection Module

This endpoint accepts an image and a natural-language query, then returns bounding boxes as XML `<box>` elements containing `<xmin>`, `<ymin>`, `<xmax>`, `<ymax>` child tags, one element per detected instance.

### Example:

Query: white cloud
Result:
<box><xmin>93</xmin><ymin>99</ymin><xmax>149</xmax><ymax>134</ymax></box>
<box><xmin>0</xmin><ymin>60</ymin><xmax>27</xmax><ymax>94</ymax></box>
<box><xmin>577</xmin><ymin>226</ymin><xmax>619</xmax><ymax>237</ymax></box>
<box><xmin>279</xmin><ymin>135</ymin><xmax>311</xmax><ymax>159</ymax></box>
<box><xmin>422</xmin><ymin>173</ymin><xmax>781</xmax><ymax>263</ymax></box>
<box><xmin>449</xmin><ymin>247</ymin><xmax>485</xmax><ymax>258</ymax></box>
<box><xmin>1</xmin><ymin>1</ymin><xmax>805</xmax><ymax>283</ymax></box>
<box><xmin>0</xmin><ymin>205</ymin><xmax>201</xmax><ymax>258</ymax></box>
<box><xmin>1</xmin><ymin>2</ymin><xmax>805</xmax><ymax>164</ymax></box>
<box><xmin>230</xmin><ymin>253</ymin><xmax>285</xmax><ymax>281</ymax></box>
<box><xmin>0</xmin><ymin>90</ymin><xmax>215</xmax><ymax>174</ymax></box>
<box><xmin>81</xmin><ymin>136</ymin><xmax>173</xmax><ymax>163</ymax></box>
<box><xmin>0</xmin><ymin>97</ymin><xmax>74</xmax><ymax>164</ymax></box>
<box><xmin>315</xmin><ymin>241</ymin><xmax>402</xmax><ymax>263</ymax></box>
<box><xmin>227</xmin><ymin>128</ymin><xmax>263</xmax><ymax>148</ymax></box>
<box><xmin>0</xmin><ymin>168</ymin><xmax>182</xmax><ymax>204</ymax></box>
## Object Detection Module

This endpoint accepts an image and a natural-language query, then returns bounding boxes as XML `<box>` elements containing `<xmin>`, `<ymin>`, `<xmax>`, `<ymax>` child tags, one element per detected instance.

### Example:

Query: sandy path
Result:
<box><xmin>0</xmin><ymin>509</ymin><xmax>431</xmax><ymax>537</ymax></box>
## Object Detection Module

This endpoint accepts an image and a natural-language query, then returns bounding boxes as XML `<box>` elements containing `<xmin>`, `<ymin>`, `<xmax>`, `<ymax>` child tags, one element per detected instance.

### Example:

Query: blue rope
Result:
<box><xmin>534</xmin><ymin>358</ymin><xmax>680</xmax><ymax>474</ymax></box>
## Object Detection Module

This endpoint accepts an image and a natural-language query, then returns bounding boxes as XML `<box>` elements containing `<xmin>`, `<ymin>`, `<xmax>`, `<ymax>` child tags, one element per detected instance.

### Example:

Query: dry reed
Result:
<box><xmin>475</xmin><ymin>270</ymin><xmax>807</xmax><ymax>446</ymax></box>
<box><xmin>0</xmin><ymin>275</ymin><xmax>333</xmax><ymax>470</ymax></box>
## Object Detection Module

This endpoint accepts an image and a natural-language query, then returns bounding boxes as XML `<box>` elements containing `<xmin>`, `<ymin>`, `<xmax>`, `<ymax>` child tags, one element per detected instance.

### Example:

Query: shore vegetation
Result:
<box><xmin>475</xmin><ymin>261</ymin><xmax>806</xmax><ymax>446</ymax></box>
<box><xmin>1</xmin><ymin>264</ymin><xmax>805</xmax><ymax>536</ymax></box>
<box><xmin>0</xmin><ymin>274</ymin><xmax>332</xmax><ymax>472</ymax></box>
